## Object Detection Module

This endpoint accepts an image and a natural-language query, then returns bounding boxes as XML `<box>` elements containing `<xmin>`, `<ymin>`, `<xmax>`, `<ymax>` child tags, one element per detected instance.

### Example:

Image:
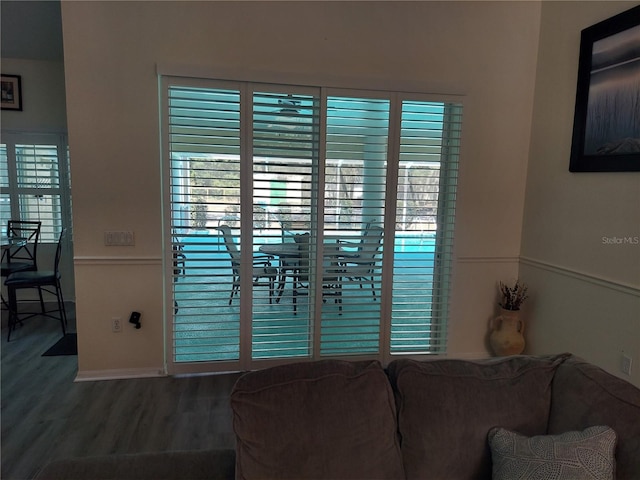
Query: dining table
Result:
<box><xmin>258</xmin><ymin>241</ymin><xmax>355</xmax><ymax>301</ymax></box>
<box><xmin>259</xmin><ymin>242</ymin><xmax>304</xmax><ymax>300</ymax></box>
<box><xmin>1</xmin><ymin>235</ymin><xmax>27</xmax><ymax>258</ymax></box>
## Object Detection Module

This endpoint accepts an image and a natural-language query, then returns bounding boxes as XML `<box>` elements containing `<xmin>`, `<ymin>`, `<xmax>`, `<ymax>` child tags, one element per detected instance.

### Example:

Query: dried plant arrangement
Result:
<box><xmin>499</xmin><ymin>280</ymin><xmax>528</xmax><ymax>311</ymax></box>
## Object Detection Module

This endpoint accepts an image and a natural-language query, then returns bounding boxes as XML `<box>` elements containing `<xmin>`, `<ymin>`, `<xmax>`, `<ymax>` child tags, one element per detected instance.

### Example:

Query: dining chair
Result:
<box><xmin>338</xmin><ymin>225</ymin><xmax>384</xmax><ymax>300</ymax></box>
<box><xmin>4</xmin><ymin>228</ymin><xmax>67</xmax><ymax>341</ymax></box>
<box><xmin>1</xmin><ymin>220</ymin><xmax>42</xmax><ymax>310</ymax></box>
<box><xmin>1</xmin><ymin>220</ymin><xmax>42</xmax><ymax>276</ymax></box>
<box><xmin>218</xmin><ymin>225</ymin><xmax>278</xmax><ymax>305</ymax></box>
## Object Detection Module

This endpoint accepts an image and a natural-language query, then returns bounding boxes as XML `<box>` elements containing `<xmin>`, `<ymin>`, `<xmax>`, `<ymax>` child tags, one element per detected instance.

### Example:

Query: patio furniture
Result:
<box><xmin>338</xmin><ymin>225</ymin><xmax>384</xmax><ymax>300</ymax></box>
<box><xmin>292</xmin><ymin>233</ymin><xmax>343</xmax><ymax>315</ymax></box>
<box><xmin>218</xmin><ymin>225</ymin><xmax>277</xmax><ymax>305</ymax></box>
<box><xmin>259</xmin><ymin>236</ymin><xmax>344</xmax><ymax>314</ymax></box>
<box><xmin>258</xmin><ymin>242</ymin><xmax>300</xmax><ymax>301</ymax></box>
<box><xmin>172</xmin><ymin>236</ymin><xmax>186</xmax><ymax>314</ymax></box>
<box><xmin>4</xmin><ymin>229</ymin><xmax>67</xmax><ymax>341</ymax></box>
<box><xmin>277</xmin><ymin>218</ymin><xmax>310</xmax><ymax>237</ymax></box>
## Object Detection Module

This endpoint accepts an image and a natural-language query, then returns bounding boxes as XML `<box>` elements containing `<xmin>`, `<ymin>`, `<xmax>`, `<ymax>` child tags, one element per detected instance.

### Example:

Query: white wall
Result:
<box><xmin>60</xmin><ymin>1</ymin><xmax>542</xmax><ymax>377</ymax></box>
<box><xmin>522</xmin><ymin>1</ymin><xmax>640</xmax><ymax>387</ymax></box>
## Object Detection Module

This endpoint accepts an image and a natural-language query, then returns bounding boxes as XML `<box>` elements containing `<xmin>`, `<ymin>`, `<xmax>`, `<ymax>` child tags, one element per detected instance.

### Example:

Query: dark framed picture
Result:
<box><xmin>569</xmin><ymin>5</ymin><xmax>640</xmax><ymax>172</ymax></box>
<box><xmin>1</xmin><ymin>74</ymin><xmax>22</xmax><ymax>111</ymax></box>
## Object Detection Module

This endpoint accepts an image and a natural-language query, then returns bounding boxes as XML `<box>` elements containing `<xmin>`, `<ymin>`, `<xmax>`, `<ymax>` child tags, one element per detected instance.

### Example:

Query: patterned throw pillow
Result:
<box><xmin>488</xmin><ymin>425</ymin><xmax>616</xmax><ymax>480</ymax></box>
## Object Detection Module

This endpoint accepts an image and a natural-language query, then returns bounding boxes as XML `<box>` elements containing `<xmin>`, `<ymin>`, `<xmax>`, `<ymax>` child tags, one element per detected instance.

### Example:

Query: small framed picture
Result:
<box><xmin>1</xmin><ymin>74</ymin><xmax>22</xmax><ymax>111</ymax></box>
<box><xmin>569</xmin><ymin>5</ymin><xmax>640</xmax><ymax>172</ymax></box>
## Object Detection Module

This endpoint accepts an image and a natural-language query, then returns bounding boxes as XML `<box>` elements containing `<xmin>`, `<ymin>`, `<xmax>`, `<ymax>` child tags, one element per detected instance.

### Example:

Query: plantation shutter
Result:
<box><xmin>0</xmin><ymin>145</ymin><xmax>10</xmax><ymax>232</ymax></box>
<box><xmin>169</xmin><ymin>84</ymin><xmax>243</xmax><ymax>363</ymax></box>
<box><xmin>15</xmin><ymin>144</ymin><xmax>62</xmax><ymax>242</ymax></box>
<box><xmin>0</xmin><ymin>136</ymin><xmax>68</xmax><ymax>242</ymax></box>
<box><xmin>251</xmin><ymin>89</ymin><xmax>320</xmax><ymax>359</ymax></box>
<box><xmin>165</xmin><ymin>77</ymin><xmax>463</xmax><ymax>372</ymax></box>
<box><xmin>322</xmin><ymin>95</ymin><xmax>390</xmax><ymax>356</ymax></box>
<box><xmin>390</xmin><ymin>100</ymin><xmax>462</xmax><ymax>354</ymax></box>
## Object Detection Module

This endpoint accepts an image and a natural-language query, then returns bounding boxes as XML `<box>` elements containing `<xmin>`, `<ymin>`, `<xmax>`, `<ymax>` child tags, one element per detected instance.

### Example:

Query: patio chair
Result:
<box><xmin>4</xmin><ymin>229</ymin><xmax>67</xmax><ymax>341</ymax></box>
<box><xmin>272</xmin><ymin>219</ymin><xmax>309</xmax><ymax>301</ymax></box>
<box><xmin>338</xmin><ymin>225</ymin><xmax>384</xmax><ymax>300</ymax></box>
<box><xmin>218</xmin><ymin>225</ymin><xmax>278</xmax><ymax>305</ymax></box>
<box><xmin>172</xmin><ymin>235</ymin><xmax>186</xmax><ymax>314</ymax></box>
<box><xmin>292</xmin><ymin>233</ymin><xmax>343</xmax><ymax>315</ymax></box>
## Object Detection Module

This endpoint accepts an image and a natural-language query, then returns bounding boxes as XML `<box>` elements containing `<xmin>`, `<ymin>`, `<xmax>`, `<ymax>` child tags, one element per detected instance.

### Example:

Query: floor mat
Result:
<box><xmin>42</xmin><ymin>333</ymin><xmax>77</xmax><ymax>356</ymax></box>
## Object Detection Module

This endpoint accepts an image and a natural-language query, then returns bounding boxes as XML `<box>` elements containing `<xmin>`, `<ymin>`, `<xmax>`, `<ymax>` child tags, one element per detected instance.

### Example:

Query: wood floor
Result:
<box><xmin>1</xmin><ymin>303</ymin><xmax>242</xmax><ymax>480</ymax></box>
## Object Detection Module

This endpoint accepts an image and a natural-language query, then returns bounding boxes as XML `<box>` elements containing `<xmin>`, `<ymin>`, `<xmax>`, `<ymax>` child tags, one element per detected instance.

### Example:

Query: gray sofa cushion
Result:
<box><xmin>388</xmin><ymin>354</ymin><xmax>569</xmax><ymax>480</ymax></box>
<box><xmin>33</xmin><ymin>449</ymin><xmax>235</xmax><ymax>480</ymax></box>
<box><xmin>231</xmin><ymin>359</ymin><xmax>405</xmax><ymax>480</ymax></box>
<box><xmin>548</xmin><ymin>356</ymin><xmax>640</xmax><ymax>479</ymax></box>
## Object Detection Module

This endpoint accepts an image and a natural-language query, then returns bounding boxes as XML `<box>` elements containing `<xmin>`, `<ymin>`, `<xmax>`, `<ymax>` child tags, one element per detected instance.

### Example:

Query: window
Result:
<box><xmin>0</xmin><ymin>133</ymin><xmax>71</xmax><ymax>242</ymax></box>
<box><xmin>163</xmin><ymin>78</ymin><xmax>462</xmax><ymax>373</ymax></box>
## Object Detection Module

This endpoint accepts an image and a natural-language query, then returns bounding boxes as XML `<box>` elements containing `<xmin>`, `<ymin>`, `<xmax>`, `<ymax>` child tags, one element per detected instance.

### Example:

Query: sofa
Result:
<box><xmin>35</xmin><ymin>353</ymin><xmax>640</xmax><ymax>479</ymax></box>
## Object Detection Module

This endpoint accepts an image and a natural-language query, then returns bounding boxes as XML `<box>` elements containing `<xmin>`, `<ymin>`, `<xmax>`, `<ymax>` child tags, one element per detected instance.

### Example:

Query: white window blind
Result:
<box><xmin>251</xmin><ymin>90</ymin><xmax>319</xmax><ymax>359</ymax></box>
<box><xmin>0</xmin><ymin>145</ymin><xmax>10</xmax><ymax>234</ymax></box>
<box><xmin>321</xmin><ymin>95</ymin><xmax>389</xmax><ymax>356</ymax></box>
<box><xmin>391</xmin><ymin>100</ymin><xmax>461</xmax><ymax>354</ymax></box>
<box><xmin>169</xmin><ymin>85</ymin><xmax>242</xmax><ymax>363</ymax></box>
<box><xmin>164</xmin><ymin>78</ymin><xmax>463</xmax><ymax>373</ymax></box>
<box><xmin>0</xmin><ymin>134</ymin><xmax>70</xmax><ymax>242</ymax></box>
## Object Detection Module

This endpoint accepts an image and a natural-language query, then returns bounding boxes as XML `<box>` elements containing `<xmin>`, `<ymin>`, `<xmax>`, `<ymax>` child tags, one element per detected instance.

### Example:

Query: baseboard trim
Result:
<box><xmin>75</xmin><ymin>367</ymin><xmax>167</xmax><ymax>382</ymax></box>
<box><xmin>519</xmin><ymin>256</ymin><xmax>640</xmax><ymax>297</ymax></box>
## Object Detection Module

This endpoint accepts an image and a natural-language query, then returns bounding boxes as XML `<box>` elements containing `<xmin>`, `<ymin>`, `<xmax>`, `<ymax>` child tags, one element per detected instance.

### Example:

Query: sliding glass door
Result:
<box><xmin>163</xmin><ymin>77</ymin><xmax>462</xmax><ymax>373</ymax></box>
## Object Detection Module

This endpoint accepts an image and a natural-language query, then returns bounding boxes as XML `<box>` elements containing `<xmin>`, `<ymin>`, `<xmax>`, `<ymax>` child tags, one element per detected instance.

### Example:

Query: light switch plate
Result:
<box><xmin>104</xmin><ymin>231</ymin><xmax>135</xmax><ymax>246</ymax></box>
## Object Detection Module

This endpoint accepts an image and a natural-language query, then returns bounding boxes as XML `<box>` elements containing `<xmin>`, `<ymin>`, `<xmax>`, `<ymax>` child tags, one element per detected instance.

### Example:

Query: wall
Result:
<box><xmin>60</xmin><ymin>1</ymin><xmax>541</xmax><ymax>377</ymax></box>
<box><xmin>522</xmin><ymin>1</ymin><xmax>640</xmax><ymax>387</ymax></box>
<box><xmin>0</xmin><ymin>57</ymin><xmax>75</xmax><ymax>300</ymax></box>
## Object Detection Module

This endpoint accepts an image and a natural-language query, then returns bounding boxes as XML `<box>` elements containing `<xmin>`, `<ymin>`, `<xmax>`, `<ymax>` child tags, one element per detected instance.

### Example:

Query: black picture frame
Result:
<box><xmin>1</xmin><ymin>74</ymin><xmax>22</xmax><ymax>111</ymax></box>
<box><xmin>569</xmin><ymin>5</ymin><xmax>640</xmax><ymax>172</ymax></box>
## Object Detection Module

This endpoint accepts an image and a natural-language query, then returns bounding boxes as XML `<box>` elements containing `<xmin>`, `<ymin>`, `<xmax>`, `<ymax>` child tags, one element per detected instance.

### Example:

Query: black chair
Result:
<box><xmin>5</xmin><ymin>229</ymin><xmax>67</xmax><ymax>341</ymax></box>
<box><xmin>1</xmin><ymin>220</ymin><xmax>42</xmax><ymax>273</ymax></box>
<box><xmin>1</xmin><ymin>220</ymin><xmax>41</xmax><ymax>310</ymax></box>
<box><xmin>218</xmin><ymin>225</ymin><xmax>277</xmax><ymax>305</ymax></box>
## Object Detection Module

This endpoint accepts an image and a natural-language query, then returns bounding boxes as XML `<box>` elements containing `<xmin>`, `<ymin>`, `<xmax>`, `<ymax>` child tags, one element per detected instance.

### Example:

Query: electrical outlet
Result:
<box><xmin>621</xmin><ymin>354</ymin><xmax>632</xmax><ymax>376</ymax></box>
<box><xmin>112</xmin><ymin>317</ymin><xmax>122</xmax><ymax>333</ymax></box>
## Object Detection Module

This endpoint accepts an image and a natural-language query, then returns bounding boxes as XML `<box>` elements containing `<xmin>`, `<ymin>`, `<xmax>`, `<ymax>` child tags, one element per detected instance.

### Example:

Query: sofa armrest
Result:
<box><xmin>33</xmin><ymin>449</ymin><xmax>235</xmax><ymax>480</ymax></box>
<box><xmin>549</xmin><ymin>357</ymin><xmax>640</xmax><ymax>479</ymax></box>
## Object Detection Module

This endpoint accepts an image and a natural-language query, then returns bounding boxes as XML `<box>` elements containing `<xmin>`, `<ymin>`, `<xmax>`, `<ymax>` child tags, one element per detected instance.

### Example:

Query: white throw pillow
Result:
<box><xmin>488</xmin><ymin>425</ymin><xmax>616</xmax><ymax>480</ymax></box>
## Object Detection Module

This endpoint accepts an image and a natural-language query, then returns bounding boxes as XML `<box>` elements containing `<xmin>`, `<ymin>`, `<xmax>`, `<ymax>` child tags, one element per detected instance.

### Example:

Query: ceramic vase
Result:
<box><xmin>489</xmin><ymin>308</ymin><xmax>525</xmax><ymax>356</ymax></box>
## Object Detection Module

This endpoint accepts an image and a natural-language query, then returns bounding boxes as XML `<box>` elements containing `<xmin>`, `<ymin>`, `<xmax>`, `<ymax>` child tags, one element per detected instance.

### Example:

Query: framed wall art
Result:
<box><xmin>1</xmin><ymin>74</ymin><xmax>22</xmax><ymax>111</ymax></box>
<box><xmin>569</xmin><ymin>5</ymin><xmax>640</xmax><ymax>172</ymax></box>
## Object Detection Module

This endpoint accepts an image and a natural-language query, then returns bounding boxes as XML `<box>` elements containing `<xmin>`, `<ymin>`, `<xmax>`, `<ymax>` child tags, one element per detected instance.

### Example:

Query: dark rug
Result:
<box><xmin>42</xmin><ymin>333</ymin><xmax>77</xmax><ymax>356</ymax></box>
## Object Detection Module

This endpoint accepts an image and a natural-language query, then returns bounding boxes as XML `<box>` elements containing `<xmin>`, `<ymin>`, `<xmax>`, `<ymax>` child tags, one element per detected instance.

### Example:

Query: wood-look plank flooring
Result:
<box><xmin>1</xmin><ymin>303</ymin><xmax>241</xmax><ymax>480</ymax></box>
